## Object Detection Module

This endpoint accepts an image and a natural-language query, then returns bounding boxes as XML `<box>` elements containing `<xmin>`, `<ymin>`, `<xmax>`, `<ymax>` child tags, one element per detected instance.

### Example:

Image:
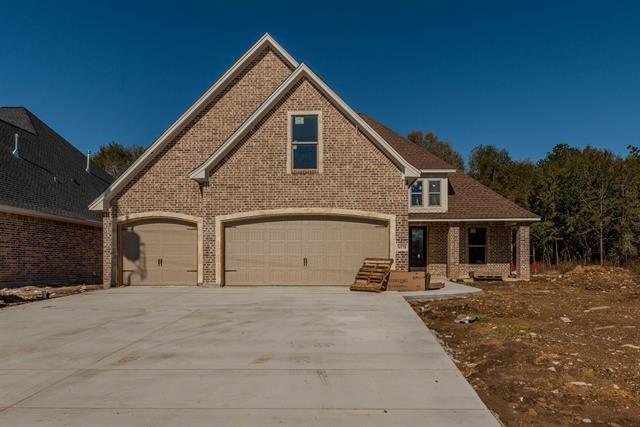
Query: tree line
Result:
<box><xmin>409</xmin><ymin>131</ymin><xmax>640</xmax><ymax>266</ymax></box>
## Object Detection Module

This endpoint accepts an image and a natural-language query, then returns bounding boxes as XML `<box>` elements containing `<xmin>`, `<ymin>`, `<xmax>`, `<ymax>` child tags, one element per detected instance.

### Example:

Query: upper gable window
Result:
<box><xmin>291</xmin><ymin>114</ymin><xmax>319</xmax><ymax>171</ymax></box>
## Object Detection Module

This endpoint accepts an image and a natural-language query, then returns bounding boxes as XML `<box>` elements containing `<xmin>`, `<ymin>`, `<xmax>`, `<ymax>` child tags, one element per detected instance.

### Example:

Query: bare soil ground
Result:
<box><xmin>0</xmin><ymin>284</ymin><xmax>102</xmax><ymax>308</ymax></box>
<box><xmin>409</xmin><ymin>266</ymin><xmax>640</xmax><ymax>426</ymax></box>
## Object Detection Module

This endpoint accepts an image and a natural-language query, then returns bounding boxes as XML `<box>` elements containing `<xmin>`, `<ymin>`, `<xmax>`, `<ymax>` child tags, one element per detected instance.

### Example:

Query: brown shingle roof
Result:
<box><xmin>359</xmin><ymin>114</ymin><xmax>539</xmax><ymax>221</ymax></box>
<box><xmin>359</xmin><ymin>113</ymin><xmax>455</xmax><ymax>171</ymax></box>
<box><xmin>410</xmin><ymin>172</ymin><xmax>539</xmax><ymax>220</ymax></box>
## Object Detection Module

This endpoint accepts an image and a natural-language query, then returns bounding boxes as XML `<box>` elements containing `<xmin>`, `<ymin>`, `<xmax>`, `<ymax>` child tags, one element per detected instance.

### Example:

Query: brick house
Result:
<box><xmin>90</xmin><ymin>34</ymin><xmax>539</xmax><ymax>287</ymax></box>
<box><xmin>0</xmin><ymin>107</ymin><xmax>113</xmax><ymax>286</ymax></box>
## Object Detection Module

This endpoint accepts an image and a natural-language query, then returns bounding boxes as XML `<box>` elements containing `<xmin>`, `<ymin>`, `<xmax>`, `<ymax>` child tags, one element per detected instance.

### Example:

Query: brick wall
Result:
<box><xmin>458</xmin><ymin>223</ymin><xmax>512</xmax><ymax>278</ymax></box>
<box><xmin>0</xmin><ymin>212</ymin><xmax>102</xmax><ymax>286</ymax></box>
<box><xmin>105</xmin><ymin>47</ymin><xmax>408</xmax><ymax>286</ymax></box>
<box><xmin>411</xmin><ymin>222</ymin><xmax>521</xmax><ymax>280</ymax></box>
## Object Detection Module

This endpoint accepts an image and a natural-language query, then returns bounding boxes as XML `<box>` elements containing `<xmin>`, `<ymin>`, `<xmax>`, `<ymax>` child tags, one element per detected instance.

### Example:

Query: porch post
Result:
<box><xmin>447</xmin><ymin>225</ymin><xmax>460</xmax><ymax>280</ymax></box>
<box><xmin>516</xmin><ymin>225</ymin><xmax>531</xmax><ymax>281</ymax></box>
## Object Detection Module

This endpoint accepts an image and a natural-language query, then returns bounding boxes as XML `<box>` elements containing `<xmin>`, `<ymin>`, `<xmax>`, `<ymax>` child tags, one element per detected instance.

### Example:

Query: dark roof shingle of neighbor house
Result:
<box><xmin>361</xmin><ymin>114</ymin><xmax>539</xmax><ymax>221</ymax></box>
<box><xmin>0</xmin><ymin>107</ymin><xmax>114</xmax><ymax>222</ymax></box>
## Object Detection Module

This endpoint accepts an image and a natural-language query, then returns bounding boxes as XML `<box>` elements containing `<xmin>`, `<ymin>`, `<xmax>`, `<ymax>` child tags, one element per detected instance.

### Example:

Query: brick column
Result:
<box><xmin>516</xmin><ymin>225</ymin><xmax>530</xmax><ymax>281</ymax></box>
<box><xmin>447</xmin><ymin>225</ymin><xmax>460</xmax><ymax>280</ymax></box>
<box><xmin>102</xmin><ymin>207</ymin><xmax>116</xmax><ymax>288</ymax></box>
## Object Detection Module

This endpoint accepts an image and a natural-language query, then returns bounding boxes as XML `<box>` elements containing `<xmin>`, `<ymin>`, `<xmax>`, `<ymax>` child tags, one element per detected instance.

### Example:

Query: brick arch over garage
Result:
<box><xmin>116</xmin><ymin>211</ymin><xmax>204</xmax><ymax>285</ymax></box>
<box><xmin>214</xmin><ymin>208</ymin><xmax>397</xmax><ymax>286</ymax></box>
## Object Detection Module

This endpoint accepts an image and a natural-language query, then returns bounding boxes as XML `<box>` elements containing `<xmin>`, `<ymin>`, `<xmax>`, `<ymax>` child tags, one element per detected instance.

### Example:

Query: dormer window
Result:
<box><xmin>428</xmin><ymin>180</ymin><xmax>441</xmax><ymax>206</ymax></box>
<box><xmin>410</xmin><ymin>179</ymin><xmax>443</xmax><ymax>208</ymax></box>
<box><xmin>289</xmin><ymin>112</ymin><xmax>322</xmax><ymax>172</ymax></box>
<box><xmin>410</xmin><ymin>181</ymin><xmax>423</xmax><ymax>206</ymax></box>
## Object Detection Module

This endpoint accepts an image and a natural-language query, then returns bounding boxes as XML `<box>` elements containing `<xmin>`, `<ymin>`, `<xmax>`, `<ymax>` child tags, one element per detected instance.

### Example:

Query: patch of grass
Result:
<box><xmin>627</xmin><ymin>262</ymin><xmax>640</xmax><ymax>277</ymax></box>
<box><xmin>495</xmin><ymin>322</ymin><xmax>527</xmax><ymax>339</ymax></box>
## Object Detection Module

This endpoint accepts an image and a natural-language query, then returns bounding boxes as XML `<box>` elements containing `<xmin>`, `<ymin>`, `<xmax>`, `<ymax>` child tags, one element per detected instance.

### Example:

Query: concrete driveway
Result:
<box><xmin>0</xmin><ymin>287</ymin><xmax>497</xmax><ymax>426</ymax></box>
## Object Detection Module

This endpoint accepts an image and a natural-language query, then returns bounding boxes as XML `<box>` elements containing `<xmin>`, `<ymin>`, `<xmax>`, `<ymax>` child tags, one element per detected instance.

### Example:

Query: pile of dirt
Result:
<box><xmin>409</xmin><ymin>273</ymin><xmax>640</xmax><ymax>426</ymax></box>
<box><xmin>0</xmin><ymin>284</ymin><xmax>102</xmax><ymax>307</ymax></box>
<box><xmin>561</xmin><ymin>265</ymin><xmax>639</xmax><ymax>291</ymax></box>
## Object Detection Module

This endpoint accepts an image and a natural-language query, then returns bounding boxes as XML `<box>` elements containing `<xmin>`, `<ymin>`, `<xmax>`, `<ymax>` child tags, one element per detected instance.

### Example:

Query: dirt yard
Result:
<box><xmin>0</xmin><ymin>284</ymin><xmax>102</xmax><ymax>308</ymax></box>
<box><xmin>410</xmin><ymin>266</ymin><xmax>640</xmax><ymax>426</ymax></box>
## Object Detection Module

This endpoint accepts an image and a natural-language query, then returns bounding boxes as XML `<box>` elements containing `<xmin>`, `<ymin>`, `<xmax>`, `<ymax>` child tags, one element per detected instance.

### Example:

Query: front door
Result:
<box><xmin>409</xmin><ymin>226</ymin><xmax>427</xmax><ymax>271</ymax></box>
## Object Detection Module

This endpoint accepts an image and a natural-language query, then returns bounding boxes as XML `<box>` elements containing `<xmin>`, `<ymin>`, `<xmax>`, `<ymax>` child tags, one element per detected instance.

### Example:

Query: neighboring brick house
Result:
<box><xmin>0</xmin><ymin>107</ymin><xmax>113</xmax><ymax>286</ymax></box>
<box><xmin>90</xmin><ymin>34</ymin><xmax>539</xmax><ymax>287</ymax></box>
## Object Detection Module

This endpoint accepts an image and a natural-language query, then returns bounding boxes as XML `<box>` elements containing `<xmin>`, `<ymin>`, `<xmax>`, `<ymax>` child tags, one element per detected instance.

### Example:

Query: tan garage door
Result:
<box><xmin>120</xmin><ymin>220</ymin><xmax>197</xmax><ymax>286</ymax></box>
<box><xmin>224</xmin><ymin>216</ymin><xmax>389</xmax><ymax>286</ymax></box>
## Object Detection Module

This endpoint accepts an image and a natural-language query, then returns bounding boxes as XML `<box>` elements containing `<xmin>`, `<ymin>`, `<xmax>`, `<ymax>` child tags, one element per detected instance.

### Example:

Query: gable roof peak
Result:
<box><xmin>189</xmin><ymin>63</ymin><xmax>421</xmax><ymax>181</ymax></box>
<box><xmin>89</xmin><ymin>34</ymin><xmax>299</xmax><ymax>211</ymax></box>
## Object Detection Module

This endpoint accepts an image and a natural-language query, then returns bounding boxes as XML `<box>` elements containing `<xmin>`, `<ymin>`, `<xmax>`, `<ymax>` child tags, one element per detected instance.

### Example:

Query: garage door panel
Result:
<box><xmin>224</xmin><ymin>216</ymin><xmax>389</xmax><ymax>286</ymax></box>
<box><xmin>120</xmin><ymin>219</ymin><xmax>197</xmax><ymax>286</ymax></box>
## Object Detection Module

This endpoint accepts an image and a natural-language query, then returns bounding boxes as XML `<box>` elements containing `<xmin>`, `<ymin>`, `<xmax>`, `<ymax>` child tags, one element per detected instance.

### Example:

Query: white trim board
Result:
<box><xmin>190</xmin><ymin>64</ymin><xmax>421</xmax><ymax>181</ymax></box>
<box><xmin>89</xmin><ymin>33</ymin><xmax>298</xmax><ymax>211</ymax></box>
<box><xmin>408</xmin><ymin>217</ymin><xmax>541</xmax><ymax>223</ymax></box>
<box><xmin>0</xmin><ymin>204</ymin><xmax>102</xmax><ymax>227</ymax></box>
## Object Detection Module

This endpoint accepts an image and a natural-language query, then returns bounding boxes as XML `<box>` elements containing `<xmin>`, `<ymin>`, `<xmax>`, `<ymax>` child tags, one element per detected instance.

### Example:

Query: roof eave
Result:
<box><xmin>408</xmin><ymin>217</ymin><xmax>541</xmax><ymax>222</ymax></box>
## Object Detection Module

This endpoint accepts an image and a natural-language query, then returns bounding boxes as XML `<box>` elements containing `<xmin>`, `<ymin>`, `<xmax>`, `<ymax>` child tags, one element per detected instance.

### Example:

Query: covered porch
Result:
<box><xmin>407</xmin><ymin>221</ymin><xmax>531</xmax><ymax>281</ymax></box>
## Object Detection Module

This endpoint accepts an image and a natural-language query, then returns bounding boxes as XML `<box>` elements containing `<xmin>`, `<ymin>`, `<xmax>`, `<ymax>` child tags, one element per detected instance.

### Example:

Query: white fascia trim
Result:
<box><xmin>408</xmin><ymin>217</ymin><xmax>541</xmax><ymax>222</ymax></box>
<box><xmin>0</xmin><ymin>204</ymin><xmax>102</xmax><ymax>227</ymax></box>
<box><xmin>421</xmin><ymin>169</ymin><xmax>457</xmax><ymax>173</ymax></box>
<box><xmin>190</xmin><ymin>64</ymin><xmax>421</xmax><ymax>181</ymax></box>
<box><xmin>89</xmin><ymin>33</ymin><xmax>298</xmax><ymax>211</ymax></box>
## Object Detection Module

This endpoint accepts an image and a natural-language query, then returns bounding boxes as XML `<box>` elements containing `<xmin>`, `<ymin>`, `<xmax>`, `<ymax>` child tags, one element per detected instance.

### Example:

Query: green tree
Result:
<box><xmin>407</xmin><ymin>131</ymin><xmax>465</xmax><ymax>171</ymax></box>
<box><xmin>93</xmin><ymin>141</ymin><xmax>145</xmax><ymax>177</ymax></box>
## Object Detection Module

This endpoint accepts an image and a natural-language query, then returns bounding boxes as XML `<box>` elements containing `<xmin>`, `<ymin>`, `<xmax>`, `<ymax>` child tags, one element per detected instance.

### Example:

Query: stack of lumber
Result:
<box><xmin>469</xmin><ymin>271</ymin><xmax>504</xmax><ymax>282</ymax></box>
<box><xmin>350</xmin><ymin>258</ymin><xmax>394</xmax><ymax>292</ymax></box>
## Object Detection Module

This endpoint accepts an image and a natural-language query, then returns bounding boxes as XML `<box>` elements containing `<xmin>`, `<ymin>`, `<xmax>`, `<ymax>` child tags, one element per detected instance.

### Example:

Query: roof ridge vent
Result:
<box><xmin>12</xmin><ymin>133</ymin><xmax>20</xmax><ymax>158</ymax></box>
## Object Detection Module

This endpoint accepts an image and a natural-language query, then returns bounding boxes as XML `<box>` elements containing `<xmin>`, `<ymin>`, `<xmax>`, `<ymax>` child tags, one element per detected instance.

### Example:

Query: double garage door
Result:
<box><xmin>120</xmin><ymin>216</ymin><xmax>389</xmax><ymax>286</ymax></box>
<box><xmin>224</xmin><ymin>216</ymin><xmax>389</xmax><ymax>286</ymax></box>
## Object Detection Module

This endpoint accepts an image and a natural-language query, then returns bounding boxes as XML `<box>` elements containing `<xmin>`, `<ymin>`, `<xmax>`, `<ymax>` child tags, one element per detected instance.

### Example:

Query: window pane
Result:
<box><xmin>428</xmin><ymin>180</ymin><xmax>441</xmax><ymax>193</ymax></box>
<box><xmin>469</xmin><ymin>247</ymin><xmax>486</xmax><ymax>264</ymax></box>
<box><xmin>292</xmin><ymin>143</ymin><xmax>317</xmax><ymax>169</ymax></box>
<box><xmin>411</xmin><ymin>193</ymin><xmax>423</xmax><ymax>206</ymax></box>
<box><xmin>292</xmin><ymin>115</ymin><xmax>318</xmax><ymax>142</ymax></box>
<box><xmin>468</xmin><ymin>227</ymin><xmax>487</xmax><ymax>246</ymax></box>
<box><xmin>428</xmin><ymin>194</ymin><xmax>441</xmax><ymax>206</ymax></box>
<box><xmin>411</xmin><ymin>180</ymin><xmax>423</xmax><ymax>193</ymax></box>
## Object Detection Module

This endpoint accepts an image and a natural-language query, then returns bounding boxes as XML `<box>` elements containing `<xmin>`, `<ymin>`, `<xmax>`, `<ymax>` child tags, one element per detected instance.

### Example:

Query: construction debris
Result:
<box><xmin>350</xmin><ymin>258</ymin><xmax>393</xmax><ymax>292</ymax></box>
<box><xmin>408</xmin><ymin>265</ymin><xmax>640</xmax><ymax>425</ymax></box>
<box><xmin>0</xmin><ymin>284</ymin><xmax>101</xmax><ymax>307</ymax></box>
<box><xmin>454</xmin><ymin>315</ymin><xmax>478</xmax><ymax>324</ymax></box>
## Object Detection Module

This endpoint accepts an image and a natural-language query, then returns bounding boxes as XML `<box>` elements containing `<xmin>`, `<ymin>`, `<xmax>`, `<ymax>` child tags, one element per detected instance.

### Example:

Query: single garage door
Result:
<box><xmin>224</xmin><ymin>216</ymin><xmax>389</xmax><ymax>286</ymax></box>
<box><xmin>120</xmin><ymin>219</ymin><xmax>197</xmax><ymax>286</ymax></box>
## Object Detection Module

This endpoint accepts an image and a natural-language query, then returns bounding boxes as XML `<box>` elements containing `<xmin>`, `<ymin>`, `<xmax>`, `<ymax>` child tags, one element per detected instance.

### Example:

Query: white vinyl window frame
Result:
<box><xmin>287</xmin><ymin>111</ymin><xmax>323</xmax><ymax>174</ymax></box>
<box><xmin>427</xmin><ymin>179</ymin><xmax>442</xmax><ymax>207</ymax></box>
<box><xmin>408</xmin><ymin>177</ymin><xmax>448</xmax><ymax>213</ymax></box>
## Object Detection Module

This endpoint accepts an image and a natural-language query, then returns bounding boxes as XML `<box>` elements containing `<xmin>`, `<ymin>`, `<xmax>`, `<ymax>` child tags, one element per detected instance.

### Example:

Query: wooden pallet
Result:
<box><xmin>350</xmin><ymin>258</ymin><xmax>394</xmax><ymax>292</ymax></box>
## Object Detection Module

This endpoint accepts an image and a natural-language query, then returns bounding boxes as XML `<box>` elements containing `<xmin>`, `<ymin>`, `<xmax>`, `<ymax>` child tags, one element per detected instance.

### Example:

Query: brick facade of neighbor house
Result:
<box><xmin>0</xmin><ymin>212</ymin><xmax>102</xmax><ymax>285</ymax></box>
<box><xmin>103</xmin><ymin>49</ymin><xmax>408</xmax><ymax>286</ymax></box>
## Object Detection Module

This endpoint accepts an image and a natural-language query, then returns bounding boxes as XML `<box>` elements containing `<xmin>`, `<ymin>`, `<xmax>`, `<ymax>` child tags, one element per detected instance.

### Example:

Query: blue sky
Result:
<box><xmin>2</xmin><ymin>1</ymin><xmax>639</xmax><ymax>163</ymax></box>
